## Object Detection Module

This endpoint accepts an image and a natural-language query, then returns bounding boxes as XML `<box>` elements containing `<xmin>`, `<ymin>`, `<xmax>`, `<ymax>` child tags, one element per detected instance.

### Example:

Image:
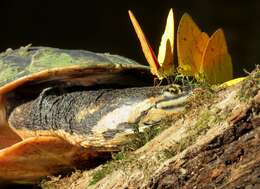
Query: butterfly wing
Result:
<box><xmin>177</xmin><ymin>13</ymin><xmax>209</xmax><ymax>76</ymax></box>
<box><xmin>201</xmin><ymin>29</ymin><xmax>233</xmax><ymax>84</ymax></box>
<box><xmin>128</xmin><ymin>10</ymin><xmax>160</xmax><ymax>78</ymax></box>
<box><xmin>157</xmin><ymin>9</ymin><xmax>174</xmax><ymax>78</ymax></box>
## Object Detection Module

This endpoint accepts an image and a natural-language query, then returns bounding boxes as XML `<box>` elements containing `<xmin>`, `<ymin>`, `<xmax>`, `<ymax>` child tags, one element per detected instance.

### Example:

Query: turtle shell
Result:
<box><xmin>0</xmin><ymin>46</ymin><xmax>153</xmax><ymax>95</ymax></box>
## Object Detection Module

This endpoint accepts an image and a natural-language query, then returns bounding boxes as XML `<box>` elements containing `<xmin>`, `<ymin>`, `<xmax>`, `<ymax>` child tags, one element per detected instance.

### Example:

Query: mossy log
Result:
<box><xmin>41</xmin><ymin>69</ymin><xmax>260</xmax><ymax>189</ymax></box>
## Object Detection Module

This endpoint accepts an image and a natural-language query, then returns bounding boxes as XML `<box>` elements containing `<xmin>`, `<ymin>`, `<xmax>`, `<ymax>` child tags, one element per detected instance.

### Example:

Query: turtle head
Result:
<box><xmin>128</xmin><ymin>84</ymin><xmax>191</xmax><ymax>127</ymax></box>
<box><xmin>95</xmin><ymin>84</ymin><xmax>192</xmax><ymax>146</ymax></box>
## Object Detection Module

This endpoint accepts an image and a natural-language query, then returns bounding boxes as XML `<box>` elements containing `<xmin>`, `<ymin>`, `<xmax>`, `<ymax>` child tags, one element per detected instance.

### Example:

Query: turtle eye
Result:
<box><xmin>163</xmin><ymin>84</ymin><xmax>182</xmax><ymax>95</ymax></box>
<box><xmin>158</xmin><ymin>85</ymin><xmax>191</xmax><ymax>110</ymax></box>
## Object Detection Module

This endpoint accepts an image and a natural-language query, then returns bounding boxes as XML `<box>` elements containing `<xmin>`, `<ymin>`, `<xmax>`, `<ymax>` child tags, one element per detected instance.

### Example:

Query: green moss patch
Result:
<box><xmin>238</xmin><ymin>67</ymin><xmax>260</xmax><ymax>102</ymax></box>
<box><xmin>28</xmin><ymin>50</ymin><xmax>75</xmax><ymax>72</ymax></box>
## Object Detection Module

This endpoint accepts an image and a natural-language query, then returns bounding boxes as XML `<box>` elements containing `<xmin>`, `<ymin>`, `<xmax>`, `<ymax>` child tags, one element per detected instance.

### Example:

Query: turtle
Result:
<box><xmin>0</xmin><ymin>46</ymin><xmax>191</xmax><ymax>184</ymax></box>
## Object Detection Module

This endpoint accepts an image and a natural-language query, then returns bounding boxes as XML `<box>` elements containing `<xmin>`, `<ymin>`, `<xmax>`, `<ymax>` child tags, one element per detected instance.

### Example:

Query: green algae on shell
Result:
<box><xmin>0</xmin><ymin>46</ymin><xmax>153</xmax><ymax>94</ymax></box>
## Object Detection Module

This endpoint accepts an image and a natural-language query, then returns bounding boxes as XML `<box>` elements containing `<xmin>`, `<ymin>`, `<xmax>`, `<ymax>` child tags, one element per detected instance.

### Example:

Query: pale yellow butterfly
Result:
<box><xmin>177</xmin><ymin>13</ymin><xmax>233</xmax><ymax>84</ymax></box>
<box><xmin>128</xmin><ymin>9</ymin><xmax>174</xmax><ymax>80</ymax></box>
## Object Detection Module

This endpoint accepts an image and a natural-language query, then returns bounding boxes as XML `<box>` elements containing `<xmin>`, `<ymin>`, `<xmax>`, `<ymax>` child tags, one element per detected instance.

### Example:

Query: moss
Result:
<box><xmin>88</xmin><ymin>117</ymin><xmax>175</xmax><ymax>186</ymax></box>
<box><xmin>183</xmin><ymin>82</ymin><xmax>216</xmax><ymax>114</ymax></box>
<box><xmin>177</xmin><ymin>110</ymin><xmax>213</xmax><ymax>151</ymax></box>
<box><xmin>162</xmin><ymin>111</ymin><xmax>219</xmax><ymax>160</ymax></box>
<box><xmin>238</xmin><ymin>67</ymin><xmax>260</xmax><ymax>102</ymax></box>
<box><xmin>17</xmin><ymin>44</ymin><xmax>32</xmax><ymax>56</ymax></box>
<box><xmin>89</xmin><ymin>109</ymin><xmax>217</xmax><ymax>186</ymax></box>
<box><xmin>161</xmin><ymin>70</ymin><xmax>260</xmax><ymax>160</ymax></box>
<box><xmin>189</xmin><ymin>110</ymin><xmax>214</xmax><ymax>133</ymax></box>
<box><xmin>112</xmin><ymin>151</ymin><xmax>127</xmax><ymax>161</ymax></box>
<box><xmin>28</xmin><ymin>50</ymin><xmax>75</xmax><ymax>72</ymax></box>
<box><xmin>0</xmin><ymin>61</ymin><xmax>21</xmax><ymax>83</ymax></box>
<box><xmin>125</xmin><ymin>124</ymin><xmax>164</xmax><ymax>150</ymax></box>
<box><xmin>88</xmin><ymin>129</ymin><xmax>159</xmax><ymax>185</ymax></box>
<box><xmin>88</xmin><ymin>151</ymin><xmax>136</xmax><ymax>186</ymax></box>
<box><xmin>174</xmin><ymin>73</ymin><xmax>199</xmax><ymax>89</ymax></box>
<box><xmin>162</xmin><ymin>110</ymin><xmax>215</xmax><ymax>159</ymax></box>
<box><xmin>162</xmin><ymin>148</ymin><xmax>177</xmax><ymax>159</ymax></box>
<box><xmin>89</xmin><ymin>163</ymin><xmax>114</xmax><ymax>186</ymax></box>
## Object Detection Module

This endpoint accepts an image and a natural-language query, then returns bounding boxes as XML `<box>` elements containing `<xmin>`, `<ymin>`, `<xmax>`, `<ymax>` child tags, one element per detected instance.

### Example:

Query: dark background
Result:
<box><xmin>0</xmin><ymin>0</ymin><xmax>259</xmax><ymax>77</ymax></box>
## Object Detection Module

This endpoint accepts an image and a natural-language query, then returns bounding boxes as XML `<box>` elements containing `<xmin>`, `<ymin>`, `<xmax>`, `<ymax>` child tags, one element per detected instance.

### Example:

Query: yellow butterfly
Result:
<box><xmin>128</xmin><ymin>9</ymin><xmax>174</xmax><ymax>80</ymax></box>
<box><xmin>177</xmin><ymin>13</ymin><xmax>233</xmax><ymax>85</ymax></box>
